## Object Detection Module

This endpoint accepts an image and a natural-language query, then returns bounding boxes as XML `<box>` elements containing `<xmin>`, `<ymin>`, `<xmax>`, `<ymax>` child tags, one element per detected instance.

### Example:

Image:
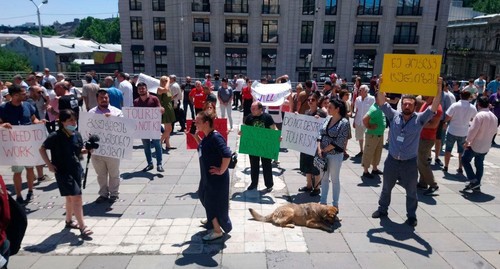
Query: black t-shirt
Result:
<box><xmin>387</xmin><ymin>93</ymin><xmax>402</xmax><ymax>110</ymax></box>
<box><xmin>59</xmin><ymin>94</ymin><xmax>80</xmax><ymax>119</ymax></box>
<box><xmin>42</xmin><ymin>129</ymin><xmax>83</xmax><ymax>174</ymax></box>
<box><xmin>244</xmin><ymin>112</ymin><xmax>275</xmax><ymax>128</ymax></box>
<box><xmin>182</xmin><ymin>83</ymin><xmax>193</xmax><ymax>101</ymax></box>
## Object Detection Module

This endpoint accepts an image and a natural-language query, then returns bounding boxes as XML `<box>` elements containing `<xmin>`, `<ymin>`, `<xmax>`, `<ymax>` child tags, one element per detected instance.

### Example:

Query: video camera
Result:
<box><xmin>84</xmin><ymin>134</ymin><xmax>100</xmax><ymax>150</ymax></box>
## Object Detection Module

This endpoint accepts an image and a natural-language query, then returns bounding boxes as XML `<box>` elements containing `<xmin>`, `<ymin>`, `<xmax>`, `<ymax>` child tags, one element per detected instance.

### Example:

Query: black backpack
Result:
<box><xmin>6</xmin><ymin>195</ymin><xmax>27</xmax><ymax>255</ymax></box>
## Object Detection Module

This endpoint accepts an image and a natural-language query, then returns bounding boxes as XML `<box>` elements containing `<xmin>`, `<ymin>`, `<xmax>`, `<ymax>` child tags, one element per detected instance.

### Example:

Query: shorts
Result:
<box><xmin>11</xmin><ymin>166</ymin><xmax>34</xmax><ymax>173</ymax></box>
<box><xmin>445</xmin><ymin>133</ymin><xmax>466</xmax><ymax>154</ymax></box>
<box><xmin>435</xmin><ymin>120</ymin><xmax>445</xmax><ymax>140</ymax></box>
<box><xmin>355</xmin><ymin>124</ymin><xmax>366</xmax><ymax>140</ymax></box>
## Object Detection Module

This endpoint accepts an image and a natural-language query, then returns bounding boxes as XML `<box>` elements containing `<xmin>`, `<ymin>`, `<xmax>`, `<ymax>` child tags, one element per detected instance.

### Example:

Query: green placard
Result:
<box><xmin>239</xmin><ymin>125</ymin><xmax>281</xmax><ymax>160</ymax></box>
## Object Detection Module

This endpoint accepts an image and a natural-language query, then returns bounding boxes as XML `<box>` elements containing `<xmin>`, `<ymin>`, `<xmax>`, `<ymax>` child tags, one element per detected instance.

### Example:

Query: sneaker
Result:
<box><xmin>37</xmin><ymin>175</ymin><xmax>49</xmax><ymax>182</ymax></box>
<box><xmin>464</xmin><ymin>182</ymin><xmax>481</xmax><ymax>191</ymax></box>
<box><xmin>157</xmin><ymin>165</ymin><xmax>165</xmax><ymax>172</ymax></box>
<box><xmin>343</xmin><ymin>153</ymin><xmax>349</xmax><ymax>161</ymax></box>
<box><xmin>362</xmin><ymin>172</ymin><xmax>374</xmax><ymax>179</ymax></box>
<box><xmin>423</xmin><ymin>185</ymin><xmax>439</xmax><ymax>196</ymax></box>
<box><xmin>406</xmin><ymin>217</ymin><xmax>418</xmax><ymax>227</ymax></box>
<box><xmin>142</xmin><ymin>164</ymin><xmax>154</xmax><ymax>172</ymax></box>
<box><xmin>442</xmin><ymin>166</ymin><xmax>448</xmax><ymax>173</ymax></box>
<box><xmin>310</xmin><ymin>189</ymin><xmax>320</xmax><ymax>196</ymax></box>
<box><xmin>434</xmin><ymin>158</ymin><xmax>443</xmax><ymax>166</ymax></box>
<box><xmin>272</xmin><ymin>160</ymin><xmax>280</xmax><ymax>166</ymax></box>
<box><xmin>95</xmin><ymin>196</ymin><xmax>108</xmax><ymax>204</ymax></box>
<box><xmin>247</xmin><ymin>184</ymin><xmax>257</xmax><ymax>191</ymax></box>
<box><xmin>417</xmin><ymin>183</ymin><xmax>428</xmax><ymax>190</ymax></box>
<box><xmin>298</xmin><ymin>186</ymin><xmax>312</xmax><ymax>192</ymax></box>
<box><xmin>16</xmin><ymin>196</ymin><xmax>25</xmax><ymax>205</ymax></box>
<box><xmin>109</xmin><ymin>196</ymin><xmax>119</xmax><ymax>203</ymax></box>
<box><xmin>371</xmin><ymin>210</ymin><xmax>388</xmax><ymax>218</ymax></box>
<box><xmin>354</xmin><ymin>152</ymin><xmax>363</xmax><ymax>158</ymax></box>
<box><xmin>202</xmin><ymin>231</ymin><xmax>223</xmax><ymax>241</ymax></box>
<box><xmin>456</xmin><ymin>168</ymin><xmax>463</xmax><ymax>174</ymax></box>
<box><xmin>371</xmin><ymin>170</ymin><xmax>383</xmax><ymax>175</ymax></box>
<box><xmin>25</xmin><ymin>191</ymin><xmax>33</xmax><ymax>202</ymax></box>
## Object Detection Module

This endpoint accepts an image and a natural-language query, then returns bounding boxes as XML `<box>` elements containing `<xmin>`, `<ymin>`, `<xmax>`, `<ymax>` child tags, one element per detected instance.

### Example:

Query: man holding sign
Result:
<box><xmin>372</xmin><ymin>76</ymin><xmax>442</xmax><ymax>227</ymax></box>
<box><xmin>88</xmin><ymin>89</ymin><xmax>124</xmax><ymax>203</ymax></box>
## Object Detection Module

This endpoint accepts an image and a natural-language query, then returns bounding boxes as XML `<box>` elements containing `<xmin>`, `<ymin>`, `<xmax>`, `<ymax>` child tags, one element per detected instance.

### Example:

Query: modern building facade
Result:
<box><xmin>445</xmin><ymin>14</ymin><xmax>500</xmax><ymax>80</ymax></box>
<box><xmin>119</xmin><ymin>0</ymin><xmax>450</xmax><ymax>82</ymax></box>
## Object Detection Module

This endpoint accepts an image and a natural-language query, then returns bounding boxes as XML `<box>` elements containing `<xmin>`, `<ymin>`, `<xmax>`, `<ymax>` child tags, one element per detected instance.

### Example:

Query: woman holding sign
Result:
<box><xmin>192</xmin><ymin>111</ymin><xmax>232</xmax><ymax>241</ymax></box>
<box><xmin>317</xmin><ymin>99</ymin><xmax>350</xmax><ymax>209</ymax></box>
<box><xmin>157</xmin><ymin>76</ymin><xmax>176</xmax><ymax>150</ymax></box>
<box><xmin>39</xmin><ymin>109</ymin><xmax>93</xmax><ymax>239</ymax></box>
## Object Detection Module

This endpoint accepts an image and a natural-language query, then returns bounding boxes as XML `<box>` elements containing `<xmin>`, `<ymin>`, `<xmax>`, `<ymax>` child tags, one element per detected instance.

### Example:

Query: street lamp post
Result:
<box><xmin>29</xmin><ymin>0</ymin><xmax>48</xmax><ymax>70</ymax></box>
<box><xmin>309</xmin><ymin>7</ymin><xmax>320</xmax><ymax>80</ymax></box>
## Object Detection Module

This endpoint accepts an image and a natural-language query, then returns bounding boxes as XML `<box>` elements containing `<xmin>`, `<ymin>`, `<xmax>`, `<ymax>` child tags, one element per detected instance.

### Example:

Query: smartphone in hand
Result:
<box><xmin>189</xmin><ymin>123</ymin><xmax>197</xmax><ymax>134</ymax></box>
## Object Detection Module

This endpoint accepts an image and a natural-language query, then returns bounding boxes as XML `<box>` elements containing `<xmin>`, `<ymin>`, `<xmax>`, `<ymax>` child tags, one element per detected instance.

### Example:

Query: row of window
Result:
<box><xmin>131</xmin><ymin>16</ymin><xmax>422</xmax><ymax>45</ymax></box>
<box><xmin>129</xmin><ymin>0</ymin><xmax>423</xmax><ymax>16</ymax></box>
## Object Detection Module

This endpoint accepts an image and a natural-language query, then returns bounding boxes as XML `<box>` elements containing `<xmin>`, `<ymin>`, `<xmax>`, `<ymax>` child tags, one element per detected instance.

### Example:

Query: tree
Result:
<box><xmin>29</xmin><ymin>26</ymin><xmax>58</xmax><ymax>36</ymax></box>
<box><xmin>67</xmin><ymin>62</ymin><xmax>81</xmax><ymax>72</ymax></box>
<box><xmin>0</xmin><ymin>48</ymin><xmax>32</xmax><ymax>72</ymax></box>
<box><xmin>473</xmin><ymin>0</ymin><xmax>500</xmax><ymax>13</ymax></box>
<box><xmin>74</xmin><ymin>17</ymin><xmax>120</xmax><ymax>44</ymax></box>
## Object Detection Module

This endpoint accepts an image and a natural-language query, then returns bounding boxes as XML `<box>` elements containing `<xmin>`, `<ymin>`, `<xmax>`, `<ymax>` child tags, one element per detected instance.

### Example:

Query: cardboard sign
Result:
<box><xmin>122</xmin><ymin>107</ymin><xmax>162</xmax><ymax>139</ymax></box>
<box><xmin>79</xmin><ymin>112</ymin><xmax>135</xmax><ymax>159</ymax></box>
<box><xmin>0</xmin><ymin>125</ymin><xmax>48</xmax><ymax>166</ymax></box>
<box><xmin>136</xmin><ymin>73</ymin><xmax>160</xmax><ymax>94</ymax></box>
<box><xmin>281</xmin><ymin>112</ymin><xmax>325</xmax><ymax>156</ymax></box>
<box><xmin>251</xmin><ymin>81</ymin><xmax>291</xmax><ymax>106</ymax></box>
<box><xmin>239</xmin><ymin>125</ymin><xmax>281</xmax><ymax>160</ymax></box>
<box><xmin>186</xmin><ymin>118</ymin><xmax>228</xmax><ymax>149</ymax></box>
<box><xmin>381</xmin><ymin>54</ymin><xmax>442</xmax><ymax>96</ymax></box>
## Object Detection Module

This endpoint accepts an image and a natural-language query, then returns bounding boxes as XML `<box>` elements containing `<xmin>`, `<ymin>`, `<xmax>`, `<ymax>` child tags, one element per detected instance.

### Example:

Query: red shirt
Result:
<box><xmin>0</xmin><ymin>176</ymin><xmax>11</xmax><ymax>247</ymax></box>
<box><xmin>189</xmin><ymin>87</ymin><xmax>207</xmax><ymax>109</ymax></box>
<box><xmin>133</xmin><ymin>94</ymin><xmax>161</xmax><ymax>108</ymax></box>
<box><xmin>420</xmin><ymin>102</ymin><xmax>443</xmax><ymax>140</ymax></box>
<box><xmin>242</xmin><ymin>86</ymin><xmax>253</xmax><ymax>100</ymax></box>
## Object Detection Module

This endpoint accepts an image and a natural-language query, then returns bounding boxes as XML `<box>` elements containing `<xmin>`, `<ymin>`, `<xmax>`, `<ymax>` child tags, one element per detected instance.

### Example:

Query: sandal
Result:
<box><xmin>80</xmin><ymin>226</ymin><xmax>94</xmax><ymax>238</ymax></box>
<box><xmin>65</xmin><ymin>220</ymin><xmax>79</xmax><ymax>229</ymax></box>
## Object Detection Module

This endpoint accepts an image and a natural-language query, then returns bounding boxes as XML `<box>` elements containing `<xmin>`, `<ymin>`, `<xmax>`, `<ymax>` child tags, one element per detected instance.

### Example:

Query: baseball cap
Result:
<box><xmin>1</xmin><ymin>89</ymin><xmax>9</xmax><ymax>97</ymax></box>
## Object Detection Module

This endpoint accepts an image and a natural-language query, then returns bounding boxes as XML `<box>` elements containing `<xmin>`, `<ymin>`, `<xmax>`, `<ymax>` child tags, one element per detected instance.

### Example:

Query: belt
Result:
<box><xmin>367</xmin><ymin>134</ymin><xmax>382</xmax><ymax>137</ymax></box>
<box><xmin>389</xmin><ymin>154</ymin><xmax>416</xmax><ymax>162</ymax></box>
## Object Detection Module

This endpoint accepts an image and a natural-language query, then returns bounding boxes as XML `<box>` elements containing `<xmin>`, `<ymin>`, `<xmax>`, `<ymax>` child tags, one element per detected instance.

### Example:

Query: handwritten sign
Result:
<box><xmin>186</xmin><ymin>118</ymin><xmax>228</xmax><ymax>149</ymax></box>
<box><xmin>136</xmin><ymin>73</ymin><xmax>160</xmax><ymax>94</ymax></box>
<box><xmin>251</xmin><ymin>81</ymin><xmax>291</xmax><ymax>106</ymax></box>
<box><xmin>79</xmin><ymin>112</ymin><xmax>135</xmax><ymax>159</ymax></box>
<box><xmin>122</xmin><ymin>107</ymin><xmax>162</xmax><ymax>139</ymax></box>
<box><xmin>281</xmin><ymin>112</ymin><xmax>325</xmax><ymax>156</ymax></box>
<box><xmin>0</xmin><ymin>125</ymin><xmax>48</xmax><ymax>166</ymax></box>
<box><xmin>381</xmin><ymin>54</ymin><xmax>442</xmax><ymax>96</ymax></box>
<box><xmin>239</xmin><ymin>125</ymin><xmax>281</xmax><ymax>160</ymax></box>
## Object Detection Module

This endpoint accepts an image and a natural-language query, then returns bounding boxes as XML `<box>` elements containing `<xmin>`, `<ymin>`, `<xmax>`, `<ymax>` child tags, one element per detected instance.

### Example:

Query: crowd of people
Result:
<box><xmin>1</xmin><ymin>69</ymin><xmax>500</xmax><ymax>266</ymax></box>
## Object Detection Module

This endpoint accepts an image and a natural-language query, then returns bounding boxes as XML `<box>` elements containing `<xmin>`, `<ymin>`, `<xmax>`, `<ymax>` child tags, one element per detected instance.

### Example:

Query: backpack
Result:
<box><xmin>6</xmin><ymin>195</ymin><xmax>27</xmax><ymax>255</ymax></box>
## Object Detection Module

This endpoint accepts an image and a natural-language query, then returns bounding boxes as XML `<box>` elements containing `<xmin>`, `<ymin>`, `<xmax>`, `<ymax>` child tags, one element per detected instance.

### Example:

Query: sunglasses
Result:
<box><xmin>308</xmin><ymin>98</ymin><xmax>316</xmax><ymax>102</ymax></box>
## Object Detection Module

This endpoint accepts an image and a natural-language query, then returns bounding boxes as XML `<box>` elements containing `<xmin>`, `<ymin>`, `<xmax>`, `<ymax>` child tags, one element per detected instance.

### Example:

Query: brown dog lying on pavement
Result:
<box><xmin>249</xmin><ymin>202</ymin><xmax>339</xmax><ymax>232</ymax></box>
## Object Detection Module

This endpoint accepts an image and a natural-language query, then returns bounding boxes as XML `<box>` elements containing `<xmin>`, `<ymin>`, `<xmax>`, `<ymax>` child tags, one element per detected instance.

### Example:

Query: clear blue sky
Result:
<box><xmin>1</xmin><ymin>0</ymin><xmax>118</xmax><ymax>26</ymax></box>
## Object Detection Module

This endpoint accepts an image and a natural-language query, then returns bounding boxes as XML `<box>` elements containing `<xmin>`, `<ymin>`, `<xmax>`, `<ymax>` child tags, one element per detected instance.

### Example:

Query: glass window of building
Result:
<box><xmin>225</xmin><ymin>20</ymin><xmax>248</xmax><ymax>43</ymax></box>
<box><xmin>225</xmin><ymin>48</ymin><xmax>247</xmax><ymax>78</ymax></box>
<box><xmin>301</xmin><ymin>21</ymin><xmax>314</xmax><ymax>43</ymax></box>
<box><xmin>130</xmin><ymin>16</ymin><xmax>143</xmax><ymax>39</ymax></box>
<box><xmin>262</xmin><ymin>49</ymin><xmax>277</xmax><ymax>77</ymax></box>
<box><xmin>194</xmin><ymin>47</ymin><xmax>210</xmax><ymax>78</ymax></box>
<box><xmin>302</xmin><ymin>0</ymin><xmax>315</xmax><ymax>15</ymax></box>
<box><xmin>355</xmin><ymin>22</ymin><xmax>379</xmax><ymax>43</ymax></box>
<box><xmin>323</xmin><ymin>21</ymin><xmax>335</xmax><ymax>43</ymax></box>
<box><xmin>299</xmin><ymin>49</ymin><xmax>312</xmax><ymax>67</ymax></box>
<box><xmin>153</xmin><ymin>17</ymin><xmax>166</xmax><ymax>40</ymax></box>
<box><xmin>130</xmin><ymin>0</ymin><xmax>142</xmax><ymax>10</ymax></box>
<box><xmin>154</xmin><ymin>47</ymin><xmax>168</xmax><ymax>77</ymax></box>
<box><xmin>225</xmin><ymin>0</ymin><xmax>248</xmax><ymax>13</ymax></box>
<box><xmin>192</xmin><ymin>0</ymin><xmax>210</xmax><ymax>12</ymax></box>
<box><xmin>152</xmin><ymin>0</ymin><xmax>165</xmax><ymax>11</ymax></box>
<box><xmin>321</xmin><ymin>49</ymin><xmax>335</xmax><ymax>67</ymax></box>
<box><xmin>132</xmin><ymin>49</ymin><xmax>145</xmax><ymax>73</ymax></box>
<box><xmin>262</xmin><ymin>20</ymin><xmax>278</xmax><ymax>43</ymax></box>
<box><xmin>325</xmin><ymin>0</ymin><xmax>337</xmax><ymax>15</ymax></box>
<box><xmin>353</xmin><ymin>49</ymin><xmax>376</xmax><ymax>81</ymax></box>
<box><xmin>394</xmin><ymin>22</ymin><xmax>418</xmax><ymax>44</ymax></box>
<box><xmin>262</xmin><ymin>0</ymin><xmax>279</xmax><ymax>14</ymax></box>
<box><xmin>397</xmin><ymin>0</ymin><xmax>422</xmax><ymax>16</ymax></box>
<box><xmin>357</xmin><ymin>0</ymin><xmax>382</xmax><ymax>15</ymax></box>
<box><xmin>193</xmin><ymin>18</ymin><xmax>210</xmax><ymax>42</ymax></box>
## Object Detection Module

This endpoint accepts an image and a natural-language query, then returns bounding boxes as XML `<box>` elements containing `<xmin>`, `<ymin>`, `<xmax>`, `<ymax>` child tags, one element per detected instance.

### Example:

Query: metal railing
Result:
<box><xmin>261</xmin><ymin>4</ymin><xmax>280</xmax><ymax>14</ymax></box>
<box><xmin>191</xmin><ymin>2</ymin><xmax>210</xmax><ymax>12</ymax></box>
<box><xmin>396</xmin><ymin>6</ymin><xmax>423</xmax><ymax>16</ymax></box>
<box><xmin>192</xmin><ymin>32</ymin><xmax>211</xmax><ymax>42</ymax></box>
<box><xmin>224</xmin><ymin>33</ymin><xmax>248</xmax><ymax>43</ymax></box>
<box><xmin>393</xmin><ymin>35</ymin><xmax>419</xmax><ymax>44</ymax></box>
<box><xmin>354</xmin><ymin>34</ymin><xmax>380</xmax><ymax>44</ymax></box>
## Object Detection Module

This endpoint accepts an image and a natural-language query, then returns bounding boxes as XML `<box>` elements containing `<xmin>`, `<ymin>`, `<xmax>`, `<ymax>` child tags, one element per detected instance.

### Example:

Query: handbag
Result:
<box><xmin>313</xmin><ymin>155</ymin><xmax>327</xmax><ymax>172</ymax></box>
<box><xmin>228</xmin><ymin>152</ymin><xmax>238</xmax><ymax>169</ymax></box>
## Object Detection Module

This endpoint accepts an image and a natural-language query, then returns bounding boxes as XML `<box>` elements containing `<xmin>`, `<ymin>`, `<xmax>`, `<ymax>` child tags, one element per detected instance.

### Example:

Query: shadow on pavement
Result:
<box><xmin>34</xmin><ymin>181</ymin><xmax>59</xmax><ymax>192</ymax></box>
<box><xmin>357</xmin><ymin>176</ymin><xmax>381</xmax><ymax>187</ymax></box>
<box><xmin>175</xmin><ymin>192</ymin><xmax>199</xmax><ymax>199</ymax></box>
<box><xmin>174</xmin><ymin>231</ymin><xmax>228</xmax><ymax>267</ymax></box>
<box><xmin>417</xmin><ymin>192</ymin><xmax>438</xmax><ymax>205</ymax></box>
<box><xmin>460</xmin><ymin>190</ymin><xmax>495</xmax><ymax>203</ymax></box>
<box><xmin>82</xmin><ymin>202</ymin><xmax>123</xmax><ymax>218</ymax></box>
<box><xmin>240</xmin><ymin>167</ymin><xmax>286</xmax><ymax>177</ymax></box>
<box><xmin>367</xmin><ymin>218</ymin><xmax>432</xmax><ymax>257</ymax></box>
<box><xmin>280</xmin><ymin>193</ymin><xmax>320</xmax><ymax>204</ymax></box>
<box><xmin>24</xmin><ymin>229</ymin><xmax>84</xmax><ymax>254</ymax></box>
<box><xmin>230</xmin><ymin>191</ymin><xmax>275</xmax><ymax>204</ymax></box>
<box><xmin>121</xmin><ymin>171</ymin><xmax>164</xmax><ymax>181</ymax></box>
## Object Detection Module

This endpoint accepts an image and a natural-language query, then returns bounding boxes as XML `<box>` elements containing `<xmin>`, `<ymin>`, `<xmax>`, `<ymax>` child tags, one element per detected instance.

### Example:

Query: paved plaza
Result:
<box><xmin>2</xmin><ymin>107</ymin><xmax>500</xmax><ymax>269</ymax></box>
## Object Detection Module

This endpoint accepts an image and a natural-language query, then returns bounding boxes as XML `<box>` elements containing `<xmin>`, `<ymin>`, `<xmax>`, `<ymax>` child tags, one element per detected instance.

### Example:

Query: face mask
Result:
<box><xmin>65</xmin><ymin>125</ymin><xmax>77</xmax><ymax>132</ymax></box>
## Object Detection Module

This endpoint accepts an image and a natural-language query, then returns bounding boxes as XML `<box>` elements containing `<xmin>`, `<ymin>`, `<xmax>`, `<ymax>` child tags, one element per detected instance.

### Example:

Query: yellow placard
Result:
<box><xmin>380</xmin><ymin>54</ymin><xmax>442</xmax><ymax>96</ymax></box>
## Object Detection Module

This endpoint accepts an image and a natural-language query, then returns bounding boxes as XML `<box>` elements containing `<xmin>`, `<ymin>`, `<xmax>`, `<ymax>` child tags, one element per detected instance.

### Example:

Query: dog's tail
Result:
<box><xmin>248</xmin><ymin>208</ymin><xmax>272</xmax><ymax>222</ymax></box>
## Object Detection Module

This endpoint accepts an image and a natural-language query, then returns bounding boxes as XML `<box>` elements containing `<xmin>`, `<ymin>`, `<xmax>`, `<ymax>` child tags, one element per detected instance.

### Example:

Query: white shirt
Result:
<box><xmin>42</xmin><ymin>75</ymin><xmax>57</xmax><ymax>88</ymax></box>
<box><xmin>466</xmin><ymin>109</ymin><xmax>498</xmax><ymax>153</ymax></box>
<box><xmin>170</xmin><ymin>82</ymin><xmax>182</xmax><ymax>103</ymax></box>
<box><xmin>354</xmin><ymin>95</ymin><xmax>375</xmax><ymax>125</ymax></box>
<box><xmin>119</xmin><ymin>80</ymin><xmax>133</xmax><ymax>107</ymax></box>
<box><xmin>474</xmin><ymin>78</ymin><xmax>486</xmax><ymax>94</ymax></box>
<box><xmin>235</xmin><ymin>78</ymin><xmax>245</xmax><ymax>92</ymax></box>
<box><xmin>446</xmin><ymin>100</ymin><xmax>477</xmax><ymax>137</ymax></box>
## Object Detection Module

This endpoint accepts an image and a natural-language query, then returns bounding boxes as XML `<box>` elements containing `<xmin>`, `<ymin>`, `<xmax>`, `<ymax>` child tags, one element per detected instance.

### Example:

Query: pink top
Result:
<box><xmin>466</xmin><ymin>108</ymin><xmax>498</xmax><ymax>153</ymax></box>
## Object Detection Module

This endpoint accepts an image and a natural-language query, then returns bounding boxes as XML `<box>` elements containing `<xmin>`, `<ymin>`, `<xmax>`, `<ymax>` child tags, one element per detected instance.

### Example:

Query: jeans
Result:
<box><xmin>378</xmin><ymin>155</ymin><xmax>418</xmax><ymax>219</ymax></box>
<box><xmin>219</xmin><ymin>103</ymin><xmax>233</xmax><ymax>129</ymax></box>
<box><xmin>141</xmin><ymin>139</ymin><xmax>162</xmax><ymax>166</ymax></box>
<box><xmin>461</xmin><ymin>147</ymin><xmax>487</xmax><ymax>184</ymax></box>
<box><xmin>233</xmin><ymin>91</ymin><xmax>241</xmax><ymax>108</ymax></box>
<box><xmin>320</xmin><ymin>153</ymin><xmax>343</xmax><ymax>207</ymax></box>
<box><xmin>183</xmin><ymin>100</ymin><xmax>195</xmax><ymax>120</ymax></box>
<box><xmin>249</xmin><ymin>155</ymin><xmax>273</xmax><ymax>188</ymax></box>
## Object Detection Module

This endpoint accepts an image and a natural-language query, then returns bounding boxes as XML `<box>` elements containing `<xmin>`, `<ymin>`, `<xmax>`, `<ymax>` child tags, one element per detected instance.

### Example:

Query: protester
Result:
<box><xmin>0</xmin><ymin>175</ymin><xmax>10</xmax><ymax>268</ymax></box>
<box><xmin>182</xmin><ymin>76</ymin><xmax>195</xmax><ymax>120</ymax></box>
<box><xmin>462</xmin><ymin>96</ymin><xmax>498</xmax><ymax>191</ymax></box>
<box><xmin>134</xmin><ymin>82</ymin><xmax>165</xmax><ymax>172</ymax></box>
<box><xmin>169</xmin><ymin>75</ymin><xmax>185</xmax><ymax>132</ymax></box>
<box><xmin>434</xmin><ymin>80</ymin><xmax>456</xmax><ymax>165</ymax></box>
<box><xmin>157</xmin><ymin>76</ymin><xmax>175</xmax><ymax>150</ymax></box>
<box><xmin>39</xmin><ymin>109</ymin><xmax>93</xmax><ymax>238</ymax></box>
<box><xmin>190</xmin><ymin>111</ymin><xmax>232</xmax><ymax>241</ymax></box>
<box><xmin>241</xmin><ymin>79</ymin><xmax>253</xmax><ymax>121</ymax></box>
<box><xmin>88</xmin><ymin>89</ymin><xmax>123</xmax><ymax>203</ymax></box>
<box><xmin>104</xmin><ymin>76</ymin><xmax>123</xmax><ymax>109</ymax></box>
<box><xmin>361</xmin><ymin>102</ymin><xmax>386</xmax><ymax>178</ymax></box>
<box><xmin>217</xmin><ymin>78</ymin><xmax>234</xmax><ymax>130</ymax></box>
<box><xmin>318</xmin><ymin>99</ymin><xmax>350</xmax><ymax>208</ymax></box>
<box><xmin>82</xmin><ymin>74</ymin><xmax>100</xmax><ymax>111</ymax></box>
<box><xmin>353</xmin><ymin>85</ymin><xmax>375</xmax><ymax>158</ymax></box>
<box><xmin>189</xmin><ymin>81</ymin><xmax>206</xmax><ymax>115</ymax></box>
<box><xmin>372</xmin><ymin>78</ymin><xmax>442</xmax><ymax>227</ymax></box>
<box><xmin>489</xmin><ymin>89</ymin><xmax>500</xmax><ymax>145</ymax></box>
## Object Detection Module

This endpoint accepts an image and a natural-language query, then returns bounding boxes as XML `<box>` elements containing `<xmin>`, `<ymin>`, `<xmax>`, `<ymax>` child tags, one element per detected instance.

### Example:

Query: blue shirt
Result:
<box><xmin>107</xmin><ymin>86</ymin><xmax>124</xmax><ymax>109</ymax></box>
<box><xmin>0</xmin><ymin>102</ymin><xmax>36</xmax><ymax>125</ymax></box>
<box><xmin>381</xmin><ymin>103</ymin><xmax>434</xmax><ymax>160</ymax></box>
<box><xmin>487</xmin><ymin>80</ymin><xmax>500</xmax><ymax>94</ymax></box>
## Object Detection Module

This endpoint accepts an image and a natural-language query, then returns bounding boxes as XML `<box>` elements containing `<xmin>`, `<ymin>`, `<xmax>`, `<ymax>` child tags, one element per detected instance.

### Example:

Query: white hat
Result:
<box><xmin>1</xmin><ymin>89</ymin><xmax>9</xmax><ymax>97</ymax></box>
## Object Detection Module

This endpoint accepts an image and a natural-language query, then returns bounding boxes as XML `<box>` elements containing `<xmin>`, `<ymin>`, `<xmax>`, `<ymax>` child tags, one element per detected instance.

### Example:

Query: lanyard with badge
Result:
<box><xmin>397</xmin><ymin>114</ymin><xmax>414</xmax><ymax>143</ymax></box>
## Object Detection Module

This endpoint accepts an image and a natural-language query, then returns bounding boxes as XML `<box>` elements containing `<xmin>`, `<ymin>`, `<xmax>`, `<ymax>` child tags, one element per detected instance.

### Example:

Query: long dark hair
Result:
<box><xmin>330</xmin><ymin>99</ymin><xmax>347</xmax><ymax>118</ymax></box>
<box><xmin>57</xmin><ymin>109</ymin><xmax>76</xmax><ymax>129</ymax></box>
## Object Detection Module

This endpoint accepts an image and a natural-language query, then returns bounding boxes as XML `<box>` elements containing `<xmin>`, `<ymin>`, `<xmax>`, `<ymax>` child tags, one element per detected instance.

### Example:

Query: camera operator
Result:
<box><xmin>88</xmin><ymin>89</ymin><xmax>123</xmax><ymax>203</ymax></box>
